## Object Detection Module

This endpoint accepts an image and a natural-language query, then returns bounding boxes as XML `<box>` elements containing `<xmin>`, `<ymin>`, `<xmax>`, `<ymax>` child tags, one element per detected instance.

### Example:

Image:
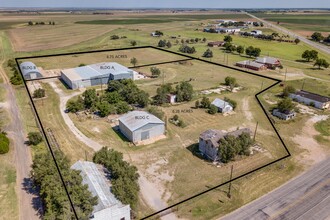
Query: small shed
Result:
<box><xmin>167</xmin><ymin>94</ymin><xmax>177</xmax><ymax>104</ymax></box>
<box><xmin>119</xmin><ymin>111</ymin><xmax>165</xmax><ymax>143</ymax></box>
<box><xmin>20</xmin><ymin>62</ymin><xmax>42</xmax><ymax>80</ymax></box>
<box><xmin>211</xmin><ymin>98</ymin><xmax>233</xmax><ymax>113</ymax></box>
<box><xmin>272</xmin><ymin>109</ymin><xmax>296</xmax><ymax>120</ymax></box>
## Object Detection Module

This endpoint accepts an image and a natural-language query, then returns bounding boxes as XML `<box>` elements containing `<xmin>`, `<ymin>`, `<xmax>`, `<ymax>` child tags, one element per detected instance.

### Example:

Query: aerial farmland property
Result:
<box><xmin>0</xmin><ymin>4</ymin><xmax>330</xmax><ymax>220</ymax></box>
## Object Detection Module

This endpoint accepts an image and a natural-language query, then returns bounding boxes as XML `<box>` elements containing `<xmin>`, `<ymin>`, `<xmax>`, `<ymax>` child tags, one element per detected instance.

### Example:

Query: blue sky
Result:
<box><xmin>1</xmin><ymin>0</ymin><xmax>330</xmax><ymax>8</ymax></box>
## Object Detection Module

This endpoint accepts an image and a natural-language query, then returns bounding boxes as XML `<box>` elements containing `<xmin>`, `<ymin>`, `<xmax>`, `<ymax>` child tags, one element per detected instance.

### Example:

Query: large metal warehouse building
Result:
<box><xmin>119</xmin><ymin>111</ymin><xmax>165</xmax><ymax>143</ymax></box>
<box><xmin>20</xmin><ymin>61</ymin><xmax>43</xmax><ymax>80</ymax></box>
<box><xmin>71</xmin><ymin>161</ymin><xmax>131</xmax><ymax>220</ymax></box>
<box><xmin>61</xmin><ymin>62</ymin><xmax>134</xmax><ymax>89</ymax></box>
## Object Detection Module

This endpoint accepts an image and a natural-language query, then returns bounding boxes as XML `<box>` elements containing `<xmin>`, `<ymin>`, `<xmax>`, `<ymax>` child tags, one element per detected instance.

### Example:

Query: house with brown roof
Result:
<box><xmin>236</xmin><ymin>60</ymin><xmax>267</xmax><ymax>71</ymax></box>
<box><xmin>289</xmin><ymin>90</ymin><xmax>330</xmax><ymax>109</ymax></box>
<box><xmin>199</xmin><ymin>128</ymin><xmax>252</xmax><ymax>161</ymax></box>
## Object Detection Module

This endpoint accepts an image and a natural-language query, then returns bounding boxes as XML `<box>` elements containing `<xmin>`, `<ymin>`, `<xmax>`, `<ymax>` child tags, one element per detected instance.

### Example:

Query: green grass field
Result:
<box><xmin>76</xmin><ymin>19</ymin><xmax>180</xmax><ymax>25</ymax></box>
<box><xmin>315</xmin><ymin>118</ymin><xmax>330</xmax><ymax>136</ymax></box>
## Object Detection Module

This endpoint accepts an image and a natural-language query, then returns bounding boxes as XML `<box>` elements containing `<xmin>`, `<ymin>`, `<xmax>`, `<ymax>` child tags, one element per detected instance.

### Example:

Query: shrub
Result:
<box><xmin>27</xmin><ymin>132</ymin><xmax>43</xmax><ymax>146</ymax></box>
<box><xmin>33</xmin><ymin>88</ymin><xmax>45</xmax><ymax>98</ymax></box>
<box><xmin>208</xmin><ymin>104</ymin><xmax>218</xmax><ymax>114</ymax></box>
<box><xmin>0</xmin><ymin>133</ymin><xmax>10</xmax><ymax>154</ymax></box>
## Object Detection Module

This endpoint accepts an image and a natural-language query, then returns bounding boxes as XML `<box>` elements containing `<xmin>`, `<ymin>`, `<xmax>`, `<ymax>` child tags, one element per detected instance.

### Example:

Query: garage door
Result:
<box><xmin>141</xmin><ymin>131</ymin><xmax>150</xmax><ymax>141</ymax></box>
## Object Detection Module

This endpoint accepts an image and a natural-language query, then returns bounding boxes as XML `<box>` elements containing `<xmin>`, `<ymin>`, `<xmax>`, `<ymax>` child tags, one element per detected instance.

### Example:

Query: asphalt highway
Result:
<box><xmin>221</xmin><ymin>158</ymin><xmax>330</xmax><ymax>220</ymax></box>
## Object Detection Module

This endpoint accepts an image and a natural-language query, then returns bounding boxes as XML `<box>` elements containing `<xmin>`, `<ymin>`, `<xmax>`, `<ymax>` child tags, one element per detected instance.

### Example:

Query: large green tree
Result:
<box><xmin>314</xmin><ymin>58</ymin><xmax>329</xmax><ymax>70</ymax></box>
<box><xmin>176</xmin><ymin>81</ymin><xmax>194</xmax><ymax>102</ymax></box>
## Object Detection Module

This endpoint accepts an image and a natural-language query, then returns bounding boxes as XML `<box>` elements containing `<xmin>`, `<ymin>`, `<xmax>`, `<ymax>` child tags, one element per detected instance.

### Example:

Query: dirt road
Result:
<box><xmin>0</xmin><ymin>64</ymin><xmax>41</xmax><ymax>219</ymax></box>
<box><xmin>47</xmin><ymin>81</ymin><xmax>103</xmax><ymax>151</ymax></box>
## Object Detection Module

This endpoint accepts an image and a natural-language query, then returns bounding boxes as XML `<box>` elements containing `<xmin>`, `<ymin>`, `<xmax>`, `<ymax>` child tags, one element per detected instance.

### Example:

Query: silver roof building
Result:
<box><xmin>20</xmin><ymin>61</ymin><xmax>42</xmax><ymax>80</ymax></box>
<box><xmin>71</xmin><ymin>161</ymin><xmax>131</xmax><ymax>220</ymax></box>
<box><xmin>119</xmin><ymin>111</ymin><xmax>165</xmax><ymax>143</ymax></box>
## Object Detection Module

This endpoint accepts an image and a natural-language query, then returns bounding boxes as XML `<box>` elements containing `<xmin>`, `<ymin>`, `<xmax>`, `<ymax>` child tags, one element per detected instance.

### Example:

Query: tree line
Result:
<box><xmin>93</xmin><ymin>147</ymin><xmax>140</xmax><ymax>210</ymax></box>
<box><xmin>7</xmin><ymin>59</ymin><xmax>23</xmax><ymax>85</ymax></box>
<box><xmin>28</xmin><ymin>21</ymin><xmax>55</xmax><ymax>25</ymax></box>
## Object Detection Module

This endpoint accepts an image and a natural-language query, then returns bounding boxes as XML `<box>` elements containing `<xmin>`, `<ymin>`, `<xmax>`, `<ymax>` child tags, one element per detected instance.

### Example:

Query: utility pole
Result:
<box><xmin>253</xmin><ymin>121</ymin><xmax>259</xmax><ymax>141</ymax></box>
<box><xmin>301</xmin><ymin>79</ymin><xmax>306</xmax><ymax>90</ymax></box>
<box><xmin>227</xmin><ymin>165</ymin><xmax>234</xmax><ymax>198</ymax></box>
<box><xmin>260</xmin><ymin>81</ymin><xmax>264</xmax><ymax>90</ymax></box>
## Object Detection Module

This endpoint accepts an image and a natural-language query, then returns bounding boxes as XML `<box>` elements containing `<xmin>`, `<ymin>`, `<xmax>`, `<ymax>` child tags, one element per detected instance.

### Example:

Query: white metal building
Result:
<box><xmin>119</xmin><ymin>111</ymin><xmax>165</xmax><ymax>143</ymax></box>
<box><xmin>61</xmin><ymin>62</ymin><xmax>134</xmax><ymax>89</ymax></box>
<box><xmin>211</xmin><ymin>98</ymin><xmax>233</xmax><ymax>113</ymax></box>
<box><xmin>20</xmin><ymin>61</ymin><xmax>43</xmax><ymax>80</ymax></box>
<box><xmin>71</xmin><ymin>161</ymin><xmax>131</xmax><ymax>220</ymax></box>
<box><xmin>289</xmin><ymin>90</ymin><xmax>330</xmax><ymax>109</ymax></box>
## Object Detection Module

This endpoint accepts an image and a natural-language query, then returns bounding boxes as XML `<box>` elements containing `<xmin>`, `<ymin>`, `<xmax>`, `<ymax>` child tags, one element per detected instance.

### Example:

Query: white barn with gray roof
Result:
<box><xmin>119</xmin><ymin>111</ymin><xmax>165</xmax><ymax>143</ymax></box>
<box><xmin>61</xmin><ymin>62</ymin><xmax>134</xmax><ymax>89</ymax></box>
<box><xmin>211</xmin><ymin>98</ymin><xmax>233</xmax><ymax>113</ymax></box>
<box><xmin>71</xmin><ymin>161</ymin><xmax>131</xmax><ymax>220</ymax></box>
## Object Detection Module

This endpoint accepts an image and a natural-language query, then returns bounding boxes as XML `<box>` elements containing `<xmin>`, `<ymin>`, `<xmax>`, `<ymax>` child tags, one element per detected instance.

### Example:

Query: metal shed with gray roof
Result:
<box><xmin>211</xmin><ymin>98</ymin><xmax>233</xmax><ymax>113</ymax></box>
<box><xmin>61</xmin><ymin>62</ymin><xmax>134</xmax><ymax>90</ymax></box>
<box><xmin>119</xmin><ymin>111</ymin><xmax>165</xmax><ymax>143</ymax></box>
<box><xmin>71</xmin><ymin>161</ymin><xmax>131</xmax><ymax>220</ymax></box>
<box><xmin>20</xmin><ymin>61</ymin><xmax>43</xmax><ymax>80</ymax></box>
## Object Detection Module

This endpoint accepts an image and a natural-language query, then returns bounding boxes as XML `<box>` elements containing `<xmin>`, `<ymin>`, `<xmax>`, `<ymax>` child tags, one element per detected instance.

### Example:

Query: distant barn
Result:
<box><xmin>19</xmin><ymin>61</ymin><xmax>42</xmax><ymax>80</ymax></box>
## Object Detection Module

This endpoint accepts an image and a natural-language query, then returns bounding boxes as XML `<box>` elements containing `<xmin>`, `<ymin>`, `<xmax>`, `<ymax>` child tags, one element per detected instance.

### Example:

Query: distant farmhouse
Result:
<box><xmin>236</xmin><ymin>60</ymin><xmax>267</xmax><ymax>71</ymax></box>
<box><xmin>61</xmin><ymin>62</ymin><xmax>135</xmax><ymax>90</ymax></box>
<box><xmin>150</xmin><ymin>32</ymin><xmax>161</xmax><ymax>37</ymax></box>
<box><xmin>20</xmin><ymin>61</ymin><xmax>43</xmax><ymax>80</ymax></box>
<box><xmin>272</xmin><ymin>109</ymin><xmax>296</xmax><ymax>120</ymax></box>
<box><xmin>211</xmin><ymin>98</ymin><xmax>233</xmax><ymax>113</ymax></box>
<box><xmin>216</xmin><ymin>27</ymin><xmax>241</xmax><ymax>34</ymax></box>
<box><xmin>119</xmin><ymin>111</ymin><xmax>165</xmax><ymax>144</ymax></box>
<box><xmin>236</xmin><ymin>57</ymin><xmax>281</xmax><ymax>71</ymax></box>
<box><xmin>251</xmin><ymin>30</ymin><xmax>262</xmax><ymax>35</ymax></box>
<box><xmin>289</xmin><ymin>90</ymin><xmax>330</xmax><ymax>109</ymax></box>
<box><xmin>207</xmin><ymin>41</ymin><xmax>225</xmax><ymax>47</ymax></box>
<box><xmin>203</xmin><ymin>27</ymin><xmax>241</xmax><ymax>34</ymax></box>
<box><xmin>255</xmin><ymin>57</ymin><xmax>282</xmax><ymax>69</ymax></box>
<box><xmin>217</xmin><ymin>20</ymin><xmax>237</xmax><ymax>25</ymax></box>
<box><xmin>71</xmin><ymin>161</ymin><xmax>131</xmax><ymax>220</ymax></box>
<box><xmin>199</xmin><ymin>128</ymin><xmax>252</xmax><ymax>161</ymax></box>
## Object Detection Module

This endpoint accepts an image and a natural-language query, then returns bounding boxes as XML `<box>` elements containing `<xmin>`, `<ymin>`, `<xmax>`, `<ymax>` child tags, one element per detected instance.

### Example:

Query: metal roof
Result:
<box><xmin>294</xmin><ymin>90</ymin><xmax>330</xmax><ymax>103</ymax></box>
<box><xmin>255</xmin><ymin>57</ymin><xmax>280</xmax><ymax>65</ymax></box>
<box><xmin>61</xmin><ymin>62</ymin><xmax>132</xmax><ymax>81</ymax></box>
<box><xmin>89</xmin><ymin>62</ymin><xmax>132</xmax><ymax>76</ymax></box>
<box><xmin>20</xmin><ymin>61</ymin><xmax>41</xmax><ymax>76</ymax></box>
<box><xmin>211</xmin><ymin>98</ymin><xmax>232</xmax><ymax>108</ymax></box>
<box><xmin>236</xmin><ymin>60</ymin><xmax>266</xmax><ymax>68</ymax></box>
<box><xmin>119</xmin><ymin>111</ymin><xmax>164</xmax><ymax>132</ymax></box>
<box><xmin>71</xmin><ymin>161</ymin><xmax>127</xmax><ymax>213</ymax></box>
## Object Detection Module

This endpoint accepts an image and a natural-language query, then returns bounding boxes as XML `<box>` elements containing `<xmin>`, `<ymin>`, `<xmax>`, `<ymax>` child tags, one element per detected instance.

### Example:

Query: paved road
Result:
<box><xmin>0</xmin><ymin>65</ymin><xmax>41</xmax><ymax>219</ymax></box>
<box><xmin>245</xmin><ymin>12</ymin><xmax>330</xmax><ymax>56</ymax></box>
<box><xmin>221</xmin><ymin>158</ymin><xmax>330</xmax><ymax>220</ymax></box>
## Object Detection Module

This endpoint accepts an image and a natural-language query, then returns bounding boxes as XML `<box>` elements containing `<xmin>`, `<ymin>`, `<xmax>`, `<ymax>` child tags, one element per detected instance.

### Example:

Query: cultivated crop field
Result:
<box><xmin>252</xmin><ymin>12</ymin><xmax>330</xmax><ymax>37</ymax></box>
